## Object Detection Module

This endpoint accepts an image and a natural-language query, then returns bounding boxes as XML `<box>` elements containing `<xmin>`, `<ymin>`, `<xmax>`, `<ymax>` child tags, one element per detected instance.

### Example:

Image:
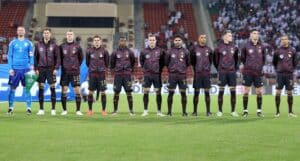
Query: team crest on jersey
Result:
<box><xmin>279</xmin><ymin>54</ymin><xmax>284</xmax><ymax>59</ymax></box>
<box><xmin>49</xmin><ymin>46</ymin><xmax>53</xmax><ymax>51</ymax></box>
<box><xmin>24</xmin><ymin>42</ymin><xmax>28</xmax><ymax>47</ymax></box>
<box><xmin>72</xmin><ymin>47</ymin><xmax>76</xmax><ymax>54</ymax></box>
<box><xmin>146</xmin><ymin>54</ymin><xmax>150</xmax><ymax>59</ymax></box>
<box><xmin>126</xmin><ymin>54</ymin><xmax>129</xmax><ymax>58</ymax></box>
<box><xmin>99</xmin><ymin>53</ymin><xmax>103</xmax><ymax>58</ymax></box>
<box><xmin>248</xmin><ymin>49</ymin><xmax>253</xmax><ymax>53</ymax></box>
<box><xmin>288</xmin><ymin>54</ymin><xmax>291</xmax><ymax>58</ymax></box>
<box><xmin>39</xmin><ymin>47</ymin><xmax>44</xmax><ymax>52</ymax></box>
<box><xmin>180</xmin><ymin>58</ymin><xmax>183</xmax><ymax>62</ymax></box>
<box><xmin>206</xmin><ymin>52</ymin><xmax>209</xmax><ymax>56</ymax></box>
<box><xmin>63</xmin><ymin>49</ymin><xmax>67</xmax><ymax>55</ymax></box>
<box><xmin>258</xmin><ymin>48</ymin><xmax>262</xmax><ymax>53</ymax></box>
<box><xmin>180</xmin><ymin>52</ymin><xmax>184</xmax><ymax>57</ymax></box>
<box><xmin>117</xmin><ymin>54</ymin><xmax>121</xmax><ymax>58</ymax></box>
<box><xmin>171</xmin><ymin>54</ymin><xmax>176</xmax><ymax>58</ymax></box>
<box><xmin>222</xmin><ymin>51</ymin><xmax>226</xmax><ymax>55</ymax></box>
<box><xmin>196</xmin><ymin>52</ymin><xmax>201</xmax><ymax>56</ymax></box>
<box><xmin>91</xmin><ymin>54</ymin><xmax>95</xmax><ymax>58</ymax></box>
<box><xmin>230</xmin><ymin>48</ymin><xmax>235</xmax><ymax>54</ymax></box>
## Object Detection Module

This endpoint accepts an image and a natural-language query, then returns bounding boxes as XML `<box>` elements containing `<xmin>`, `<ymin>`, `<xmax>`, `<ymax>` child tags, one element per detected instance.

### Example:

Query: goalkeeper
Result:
<box><xmin>7</xmin><ymin>26</ymin><xmax>34</xmax><ymax>115</ymax></box>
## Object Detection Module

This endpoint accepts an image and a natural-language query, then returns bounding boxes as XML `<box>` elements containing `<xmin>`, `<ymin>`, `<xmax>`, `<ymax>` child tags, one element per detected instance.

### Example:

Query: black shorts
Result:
<box><xmin>276</xmin><ymin>74</ymin><xmax>293</xmax><ymax>91</ymax></box>
<box><xmin>88</xmin><ymin>76</ymin><xmax>106</xmax><ymax>91</ymax></box>
<box><xmin>143</xmin><ymin>75</ymin><xmax>162</xmax><ymax>88</ymax></box>
<box><xmin>113</xmin><ymin>75</ymin><xmax>132</xmax><ymax>92</ymax></box>
<box><xmin>37</xmin><ymin>69</ymin><xmax>56</xmax><ymax>84</ymax></box>
<box><xmin>242</xmin><ymin>74</ymin><xmax>263</xmax><ymax>88</ymax></box>
<box><xmin>218</xmin><ymin>72</ymin><xmax>236</xmax><ymax>87</ymax></box>
<box><xmin>193</xmin><ymin>75</ymin><xmax>211</xmax><ymax>89</ymax></box>
<box><xmin>60</xmin><ymin>73</ymin><xmax>80</xmax><ymax>87</ymax></box>
<box><xmin>168</xmin><ymin>75</ymin><xmax>187</xmax><ymax>90</ymax></box>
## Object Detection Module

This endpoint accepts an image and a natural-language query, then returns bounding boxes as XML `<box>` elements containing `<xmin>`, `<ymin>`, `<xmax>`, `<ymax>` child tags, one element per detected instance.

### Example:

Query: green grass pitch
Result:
<box><xmin>0</xmin><ymin>95</ymin><xmax>299</xmax><ymax>161</ymax></box>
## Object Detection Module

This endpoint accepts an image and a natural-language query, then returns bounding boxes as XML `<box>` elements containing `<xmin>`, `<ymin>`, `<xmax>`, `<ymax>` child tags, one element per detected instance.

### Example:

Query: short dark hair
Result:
<box><xmin>173</xmin><ymin>34</ymin><xmax>183</xmax><ymax>40</ymax></box>
<box><xmin>93</xmin><ymin>35</ymin><xmax>101</xmax><ymax>40</ymax></box>
<box><xmin>223</xmin><ymin>30</ymin><xmax>232</xmax><ymax>35</ymax></box>
<box><xmin>119</xmin><ymin>36</ymin><xmax>127</xmax><ymax>40</ymax></box>
<box><xmin>148</xmin><ymin>33</ymin><xmax>156</xmax><ymax>38</ymax></box>
<box><xmin>42</xmin><ymin>27</ymin><xmax>51</xmax><ymax>33</ymax></box>
<box><xmin>250</xmin><ymin>28</ymin><xmax>259</xmax><ymax>33</ymax></box>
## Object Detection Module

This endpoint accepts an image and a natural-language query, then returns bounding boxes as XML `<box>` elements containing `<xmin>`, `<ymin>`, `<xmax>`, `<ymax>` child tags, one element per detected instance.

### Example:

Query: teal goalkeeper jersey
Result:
<box><xmin>8</xmin><ymin>38</ymin><xmax>34</xmax><ymax>70</ymax></box>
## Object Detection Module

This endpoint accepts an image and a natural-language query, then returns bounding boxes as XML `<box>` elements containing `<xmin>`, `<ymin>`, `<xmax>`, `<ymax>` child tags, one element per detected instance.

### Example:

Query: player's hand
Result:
<box><xmin>53</xmin><ymin>69</ymin><xmax>57</xmax><ymax>76</ymax></box>
<box><xmin>35</xmin><ymin>70</ymin><xmax>39</xmax><ymax>75</ymax></box>
<box><xmin>30</xmin><ymin>65</ymin><xmax>34</xmax><ymax>70</ymax></box>
<box><xmin>9</xmin><ymin>69</ymin><xmax>14</xmax><ymax>76</ymax></box>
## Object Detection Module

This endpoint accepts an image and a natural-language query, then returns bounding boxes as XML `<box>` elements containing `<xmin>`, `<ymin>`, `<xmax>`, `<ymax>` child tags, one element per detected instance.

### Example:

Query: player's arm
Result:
<box><xmin>292</xmin><ymin>49</ymin><xmax>297</xmax><ymax>68</ymax></box>
<box><xmin>209</xmin><ymin>48</ymin><xmax>214</xmax><ymax>67</ymax></box>
<box><xmin>78</xmin><ymin>46</ymin><xmax>83</xmax><ymax>65</ymax></box>
<box><xmin>186</xmin><ymin>50</ymin><xmax>191</xmax><ymax>66</ymax></box>
<box><xmin>8</xmin><ymin>41</ymin><xmax>14</xmax><ymax>75</ymax></box>
<box><xmin>85</xmin><ymin>50</ymin><xmax>90</xmax><ymax>67</ymax></box>
<box><xmin>110</xmin><ymin>51</ymin><xmax>116</xmax><ymax>69</ymax></box>
<box><xmin>28</xmin><ymin>41</ymin><xmax>34</xmax><ymax>69</ymax></box>
<box><xmin>213</xmin><ymin>47</ymin><xmax>219</xmax><ymax>69</ymax></box>
<box><xmin>54</xmin><ymin>44</ymin><xmax>61</xmax><ymax>70</ymax></box>
<box><xmin>234</xmin><ymin>47</ymin><xmax>239</xmax><ymax>70</ymax></box>
<box><xmin>34</xmin><ymin>43</ymin><xmax>39</xmax><ymax>70</ymax></box>
<box><xmin>159</xmin><ymin>49</ymin><xmax>165</xmax><ymax>72</ymax></box>
<box><xmin>129</xmin><ymin>50</ymin><xmax>135</xmax><ymax>68</ymax></box>
<box><xmin>273</xmin><ymin>50</ymin><xmax>279</xmax><ymax>69</ymax></box>
<box><xmin>262</xmin><ymin>45</ymin><xmax>267</xmax><ymax>65</ymax></box>
<box><xmin>104</xmin><ymin>50</ymin><xmax>110</xmax><ymax>68</ymax></box>
<box><xmin>189</xmin><ymin>46</ymin><xmax>196</xmax><ymax>66</ymax></box>
<box><xmin>164</xmin><ymin>50</ymin><xmax>171</xmax><ymax>67</ymax></box>
<box><xmin>139</xmin><ymin>50</ymin><xmax>145</xmax><ymax>67</ymax></box>
<box><xmin>240</xmin><ymin>46</ymin><xmax>247</xmax><ymax>65</ymax></box>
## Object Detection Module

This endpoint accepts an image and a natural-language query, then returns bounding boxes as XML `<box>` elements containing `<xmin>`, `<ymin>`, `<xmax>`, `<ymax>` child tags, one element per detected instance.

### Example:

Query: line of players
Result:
<box><xmin>7</xmin><ymin>26</ymin><xmax>297</xmax><ymax>118</ymax></box>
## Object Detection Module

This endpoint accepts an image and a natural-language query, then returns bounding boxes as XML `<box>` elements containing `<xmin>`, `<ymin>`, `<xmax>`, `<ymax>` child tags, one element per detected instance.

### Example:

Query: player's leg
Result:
<box><xmin>142</xmin><ymin>88</ymin><xmax>150</xmax><ymax>116</ymax></box>
<box><xmin>112</xmin><ymin>75</ymin><xmax>121</xmax><ymax>115</ymax></box>
<box><xmin>204</xmin><ymin>88</ymin><xmax>211</xmax><ymax>116</ymax></box>
<box><xmin>124</xmin><ymin>76</ymin><xmax>134</xmax><ymax>115</ymax></box>
<box><xmin>275</xmin><ymin>75</ymin><xmax>283</xmax><ymax>117</ymax></box>
<box><xmin>87</xmin><ymin>76</ymin><xmax>96</xmax><ymax>115</ymax></box>
<box><xmin>61</xmin><ymin>86</ymin><xmax>68</xmax><ymax>115</ymax></box>
<box><xmin>49</xmin><ymin>83</ymin><xmax>57</xmax><ymax>115</ymax></box>
<box><xmin>229</xmin><ymin>73</ymin><xmax>238</xmax><ymax>117</ymax></box>
<box><xmin>37</xmin><ymin>83</ymin><xmax>45</xmax><ymax>115</ymax></box>
<box><xmin>255</xmin><ymin>87</ymin><xmax>264</xmax><ymax>117</ymax></box>
<box><xmin>87</xmin><ymin>90</ymin><xmax>94</xmax><ymax>115</ymax></box>
<box><xmin>7</xmin><ymin>86</ymin><xmax>16</xmax><ymax>115</ymax></box>
<box><xmin>242</xmin><ymin>74</ymin><xmax>251</xmax><ymax>117</ymax></box>
<box><xmin>192</xmin><ymin>76</ymin><xmax>200</xmax><ymax>116</ymax></box>
<box><xmin>155</xmin><ymin>88</ymin><xmax>164</xmax><ymax>116</ymax></box>
<box><xmin>154</xmin><ymin>75</ymin><xmax>163</xmax><ymax>116</ymax></box>
<box><xmin>21</xmin><ymin>69</ymin><xmax>32</xmax><ymax>114</ymax></box>
<box><xmin>7</xmin><ymin>70</ymin><xmax>20</xmax><ymax>114</ymax></box>
<box><xmin>254</xmin><ymin>76</ymin><xmax>264</xmax><ymax>117</ymax></box>
<box><xmin>192</xmin><ymin>88</ymin><xmax>200</xmax><ymax>116</ymax></box>
<box><xmin>167</xmin><ymin>78</ymin><xmax>176</xmax><ymax>116</ymax></box>
<box><xmin>217</xmin><ymin>73</ymin><xmax>226</xmax><ymax>116</ymax></box>
<box><xmin>286</xmin><ymin>76</ymin><xmax>296</xmax><ymax>117</ymax></box>
<box><xmin>49</xmin><ymin>70</ymin><xmax>57</xmax><ymax>115</ymax></box>
<box><xmin>99</xmin><ymin>78</ymin><xmax>107</xmax><ymax>116</ymax></box>
<box><xmin>203</xmin><ymin>76</ymin><xmax>212</xmax><ymax>116</ymax></box>
<box><xmin>179</xmin><ymin>79</ymin><xmax>188</xmax><ymax>117</ymax></box>
<box><xmin>72</xmin><ymin>75</ymin><xmax>82</xmax><ymax>115</ymax></box>
<box><xmin>142</xmin><ymin>76</ymin><xmax>150</xmax><ymax>116</ymax></box>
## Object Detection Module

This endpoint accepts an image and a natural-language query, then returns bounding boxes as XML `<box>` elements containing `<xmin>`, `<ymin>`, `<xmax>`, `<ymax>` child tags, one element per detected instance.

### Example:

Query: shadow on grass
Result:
<box><xmin>0</xmin><ymin>112</ymin><xmax>279</xmax><ymax>126</ymax></box>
